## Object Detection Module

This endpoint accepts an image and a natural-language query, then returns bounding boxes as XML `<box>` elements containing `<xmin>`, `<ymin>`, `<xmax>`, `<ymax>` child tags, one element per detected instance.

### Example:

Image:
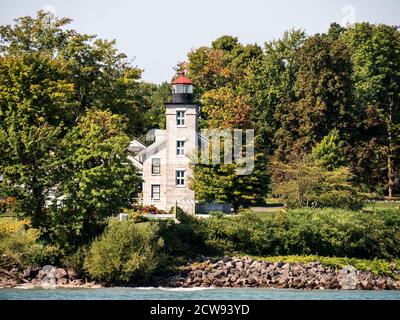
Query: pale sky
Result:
<box><xmin>0</xmin><ymin>0</ymin><xmax>399</xmax><ymax>83</ymax></box>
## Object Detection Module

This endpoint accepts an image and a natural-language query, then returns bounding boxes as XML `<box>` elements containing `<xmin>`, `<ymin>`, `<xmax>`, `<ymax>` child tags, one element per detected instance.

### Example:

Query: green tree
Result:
<box><xmin>0</xmin><ymin>12</ymin><xmax>146</xmax><ymax>245</ymax></box>
<box><xmin>240</xmin><ymin>30</ymin><xmax>306</xmax><ymax>155</ymax></box>
<box><xmin>272</xmin><ymin>158</ymin><xmax>361</xmax><ymax>210</ymax></box>
<box><xmin>134</xmin><ymin>81</ymin><xmax>171</xmax><ymax>137</ymax></box>
<box><xmin>311</xmin><ymin>129</ymin><xmax>346</xmax><ymax>170</ymax></box>
<box><xmin>0</xmin><ymin>11</ymin><xmax>145</xmax><ymax>135</ymax></box>
<box><xmin>50</xmin><ymin>110</ymin><xmax>141</xmax><ymax>247</ymax></box>
<box><xmin>274</xmin><ymin>34</ymin><xmax>353</xmax><ymax>161</ymax></box>
<box><xmin>343</xmin><ymin>23</ymin><xmax>400</xmax><ymax>196</ymax></box>
<box><xmin>0</xmin><ymin>52</ymin><xmax>73</xmax><ymax>226</ymax></box>
<box><xmin>191</xmin><ymin>86</ymin><xmax>269</xmax><ymax>211</ymax></box>
<box><xmin>191</xmin><ymin>150</ymin><xmax>269</xmax><ymax>211</ymax></box>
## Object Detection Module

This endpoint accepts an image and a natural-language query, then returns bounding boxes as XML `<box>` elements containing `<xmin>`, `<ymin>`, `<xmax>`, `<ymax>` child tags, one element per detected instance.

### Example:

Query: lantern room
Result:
<box><xmin>171</xmin><ymin>72</ymin><xmax>193</xmax><ymax>103</ymax></box>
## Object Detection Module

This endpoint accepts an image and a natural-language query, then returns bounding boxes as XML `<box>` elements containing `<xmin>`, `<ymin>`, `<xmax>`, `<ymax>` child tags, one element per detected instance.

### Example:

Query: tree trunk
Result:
<box><xmin>387</xmin><ymin>97</ymin><xmax>395</xmax><ymax>198</ymax></box>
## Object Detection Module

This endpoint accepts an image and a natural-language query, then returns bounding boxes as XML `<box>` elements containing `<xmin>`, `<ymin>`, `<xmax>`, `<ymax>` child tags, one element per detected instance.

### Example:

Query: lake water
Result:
<box><xmin>1</xmin><ymin>287</ymin><xmax>400</xmax><ymax>300</ymax></box>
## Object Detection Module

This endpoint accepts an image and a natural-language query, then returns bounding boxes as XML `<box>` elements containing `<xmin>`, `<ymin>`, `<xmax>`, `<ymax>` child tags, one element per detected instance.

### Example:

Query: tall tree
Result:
<box><xmin>0</xmin><ymin>52</ymin><xmax>73</xmax><ymax>226</ymax></box>
<box><xmin>186</xmin><ymin>37</ymin><xmax>268</xmax><ymax>210</ymax></box>
<box><xmin>273</xmin><ymin>34</ymin><xmax>353</xmax><ymax>161</ymax></box>
<box><xmin>0</xmin><ymin>11</ymin><xmax>144</xmax><ymax>135</ymax></box>
<box><xmin>0</xmin><ymin>12</ymin><xmax>143</xmax><ymax>242</ymax></box>
<box><xmin>51</xmin><ymin>110</ymin><xmax>141</xmax><ymax>247</ymax></box>
<box><xmin>343</xmin><ymin>23</ymin><xmax>400</xmax><ymax>196</ymax></box>
<box><xmin>240</xmin><ymin>29</ymin><xmax>307</xmax><ymax>154</ymax></box>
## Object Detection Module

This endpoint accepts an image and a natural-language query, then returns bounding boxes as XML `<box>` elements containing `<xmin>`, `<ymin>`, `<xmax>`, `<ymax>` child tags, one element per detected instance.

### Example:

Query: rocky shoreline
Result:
<box><xmin>1</xmin><ymin>256</ymin><xmax>400</xmax><ymax>290</ymax></box>
<box><xmin>0</xmin><ymin>266</ymin><xmax>101</xmax><ymax>289</ymax></box>
<box><xmin>144</xmin><ymin>256</ymin><xmax>400</xmax><ymax>291</ymax></box>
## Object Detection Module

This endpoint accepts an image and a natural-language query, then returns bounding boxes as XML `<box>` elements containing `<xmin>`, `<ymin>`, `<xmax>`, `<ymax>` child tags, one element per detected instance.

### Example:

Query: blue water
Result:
<box><xmin>1</xmin><ymin>287</ymin><xmax>400</xmax><ymax>300</ymax></box>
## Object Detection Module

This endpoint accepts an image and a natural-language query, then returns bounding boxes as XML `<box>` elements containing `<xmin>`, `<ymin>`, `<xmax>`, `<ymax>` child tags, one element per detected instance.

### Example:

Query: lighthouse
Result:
<box><xmin>133</xmin><ymin>72</ymin><xmax>198</xmax><ymax>214</ymax></box>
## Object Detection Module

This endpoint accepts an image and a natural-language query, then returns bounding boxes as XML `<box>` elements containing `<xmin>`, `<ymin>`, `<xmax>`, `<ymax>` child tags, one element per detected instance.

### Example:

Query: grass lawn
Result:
<box><xmin>363</xmin><ymin>201</ymin><xmax>400</xmax><ymax>211</ymax></box>
<box><xmin>250</xmin><ymin>210</ymin><xmax>281</xmax><ymax>219</ymax></box>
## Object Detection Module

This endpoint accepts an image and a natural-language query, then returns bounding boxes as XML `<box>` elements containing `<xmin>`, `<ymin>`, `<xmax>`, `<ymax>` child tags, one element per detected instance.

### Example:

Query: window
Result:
<box><xmin>151</xmin><ymin>158</ymin><xmax>160</xmax><ymax>174</ymax></box>
<box><xmin>151</xmin><ymin>185</ymin><xmax>160</xmax><ymax>200</ymax></box>
<box><xmin>172</xmin><ymin>84</ymin><xmax>193</xmax><ymax>94</ymax></box>
<box><xmin>176</xmin><ymin>111</ymin><xmax>185</xmax><ymax>126</ymax></box>
<box><xmin>176</xmin><ymin>170</ymin><xmax>185</xmax><ymax>187</ymax></box>
<box><xmin>176</xmin><ymin>140</ymin><xmax>185</xmax><ymax>156</ymax></box>
<box><xmin>183</xmin><ymin>85</ymin><xmax>193</xmax><ymax>93</ymax></box>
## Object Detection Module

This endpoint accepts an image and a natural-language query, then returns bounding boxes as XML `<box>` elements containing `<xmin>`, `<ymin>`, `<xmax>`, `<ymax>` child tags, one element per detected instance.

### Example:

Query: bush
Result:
<box><xmin>157</xmin><ymin>211</ymin><xmax>214</xmax><ymax>258</ymax></box>
<box><xmin>250</xmin><ymin>255</ymin><xmax>400</xmax><ymax>277</ymax></box>
<box><xmin>209</xmin><ymin>211</ymin><xmax>225</xmax><ymax>218</ymax></box>
<box><xmin>195</xmin><ymin>208</ymin><xmax>400</xmax><ymax>259</ymax></box>
<box><xmin>141</xmin><ymin>205</ymin><xmax>168</xmax><ymax>215</ymax></box>
<box><xmin>60</xmin><ymin>245</ymin><xmax>89</xmax><ymax>275</ymax></box>
<box><xmin>273</xmin><ymin>160</ymin><xmax>363</xmax><ymax>210</ymax></box>
<box><xmin>0</xmin><ymin>218</ymin><xmax>57</xmax><ymax>269</ymax></box>
<box><xmin>84</xmin><ymin>220</ymin><xmax>164</xmax><ymax>283</ymax></box>
<box><xmin>128</xmin><ymin>212</ymin><xmax>149</xmax><ymax>223</ymax></box>
<box><xmin>279</xmin><ymin>208</ymin><xmax>400</xmax><ymax>259</ymax></box>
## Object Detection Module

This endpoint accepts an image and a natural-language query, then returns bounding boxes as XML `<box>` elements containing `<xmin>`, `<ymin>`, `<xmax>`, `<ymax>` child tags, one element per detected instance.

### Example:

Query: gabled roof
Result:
<box><xmin>128</xmin><ymin>155</ymin><xmax>143</xmax><ymax>171</ymax></box>
<box><xmin>137</xmin><ymin>137</ymin><xmax>167</xmax><ymax>163</ymax></box>
<box><xmin>128</xmin><ymin>139</ymin><xmax>147</xmax><ymax>153</ymax></box>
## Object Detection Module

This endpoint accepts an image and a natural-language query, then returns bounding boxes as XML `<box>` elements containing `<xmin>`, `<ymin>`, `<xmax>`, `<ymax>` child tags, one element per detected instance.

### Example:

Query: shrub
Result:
<box><xmin>84</xmin><ymin>220</ymin><xmax>164</xmax><ymax>283</ymax></box>
<box><xmin>60</xmin><ymin>245</ymin><xmax>89</xmax><ymax>275</ymax></box>
<box><xmin>141</xmin><ymin>205</ymin><xmax>168</xmax><ymax>215</ymax></box>
<box><xmin>157</xmin><ymin>211</ymin><xmax>214</xmax><ymax>258</ymax></box>
<box><xmin>0</xmin><ymin>218</ymin><xmax>57</xmax><ymax>269</ymax></box>
<box><xmin>250</xmin><ymin>255</ymin><xmax>400</xmax><ymax>277</ymax></box>
<box><xmin>273</xmin><ymin>160</ymin><xmax>363</xmax><ymax>210</ymax></box>
<box><xmin>192</xmin><ymin>208</ymin><xmax>400</xmax><ymax>259</ymax></box>
<box><xmin>209</xmin><ymin>211</ymin><xmax>224</xmax><ymax>218</ymax></box>
<box><xmin>0</xmin><ymin>196</ymin><xmax>17</xmax><ymax>217</ymax></box>
<box><xmin>128</xmin><ymin>212</ymin><xmax>149</xmax><ymax>223</ymax></box>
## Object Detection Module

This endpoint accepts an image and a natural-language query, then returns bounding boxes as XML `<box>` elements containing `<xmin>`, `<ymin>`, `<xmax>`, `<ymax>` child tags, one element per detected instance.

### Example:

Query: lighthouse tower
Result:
<box><xmin>164</xmin><ymin>73</ymin><xmax>198</xmax><ymax>214</ymax></box>
<box><xmin>136</xmin><ymin>72</ymin><xmax>198</xmax><ymax>214</ymax></box>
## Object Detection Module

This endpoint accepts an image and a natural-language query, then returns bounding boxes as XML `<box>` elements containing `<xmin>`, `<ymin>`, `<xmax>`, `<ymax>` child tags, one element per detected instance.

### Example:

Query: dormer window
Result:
<box><xmin>176</xmin><ymin>111</ymin><xmax>185</xmax><ymax>126</ymax></box>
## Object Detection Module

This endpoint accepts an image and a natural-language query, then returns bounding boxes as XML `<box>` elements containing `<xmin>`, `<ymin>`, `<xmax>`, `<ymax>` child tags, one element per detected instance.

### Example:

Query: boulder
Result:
<box><xmin>67</xmin><ymin>269</ymin><xmax>80</xmax><ymax>280</ymax></box>
<box><xmin>70</xmin><ymin>279</ymin><xmax>83</xmax><ymax>286</ymax></box>
<box><xmin>55</xmin><ymin>268</ymin><xmax>68</xmax><ymax>279</ymax></box>
<box><xmin>57</xmin><ymin>278</ymin><xmax>68</xmax><ymax>285</ymax></box>
<box><xmin>37</xmin><ymin>270</ymin><xmax>46</xmax><ymax>280</ymax></box>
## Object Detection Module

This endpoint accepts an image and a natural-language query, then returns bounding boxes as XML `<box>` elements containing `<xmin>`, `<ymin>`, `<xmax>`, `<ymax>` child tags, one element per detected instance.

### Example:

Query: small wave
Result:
<box><xmin>14</xmin><ymin>284</ymin><xmax>39</xmax><ymax>290</ymax></box>
<box><xmin>127</xmin><ymin>286</ymin><xmax>215</xmax><ymax>291</ymax></box>
<box><xmin>157</xmin><ymin>286</ymin><xmax>215</xmax><ymax>292</ymax></box>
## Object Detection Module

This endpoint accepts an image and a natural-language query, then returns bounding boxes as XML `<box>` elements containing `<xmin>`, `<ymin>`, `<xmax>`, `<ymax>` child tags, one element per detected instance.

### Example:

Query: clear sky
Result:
<box><xmin>0</xmin><ymin>0</ymin><xmax>399</xmax><ymax>83</ymax></box>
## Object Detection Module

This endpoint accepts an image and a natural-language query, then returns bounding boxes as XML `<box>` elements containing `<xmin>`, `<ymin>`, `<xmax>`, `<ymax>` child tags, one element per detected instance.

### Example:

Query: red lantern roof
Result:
<box><xmin>172</xmin><ymin>72</ymin><xmax>193</xmax><ymax>85</ymax></box>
